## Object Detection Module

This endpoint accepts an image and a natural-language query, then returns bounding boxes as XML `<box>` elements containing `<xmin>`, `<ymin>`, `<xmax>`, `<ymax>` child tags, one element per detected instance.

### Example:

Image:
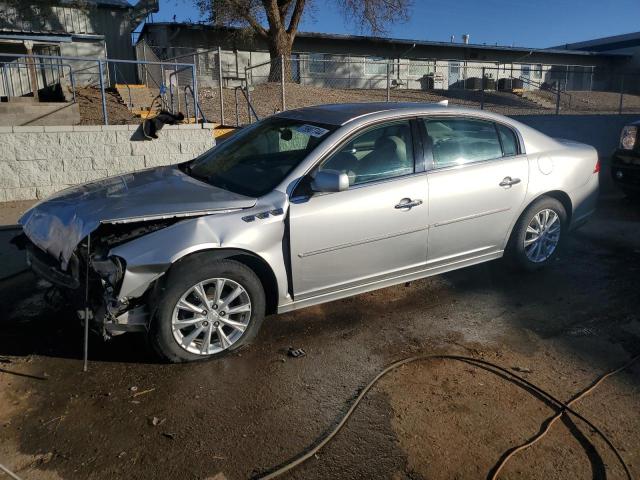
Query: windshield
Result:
<box><xmin>186</xmin><ymin>118</ymin><xmax>336</xmax><ymax>197</ymax></box>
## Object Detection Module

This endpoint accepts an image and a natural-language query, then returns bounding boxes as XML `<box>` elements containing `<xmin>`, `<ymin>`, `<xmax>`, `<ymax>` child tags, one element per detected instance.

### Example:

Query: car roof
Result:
<box><xmin>276</xmin><ymin>102</ymin><xmax>496</xmax><ymax>126</ymax></box>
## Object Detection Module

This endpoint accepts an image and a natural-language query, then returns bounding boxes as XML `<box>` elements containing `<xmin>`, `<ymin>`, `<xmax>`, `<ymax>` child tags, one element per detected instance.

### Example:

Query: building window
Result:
<box><xmin>365</xmin><ymin>56</ymin><xmax>389</xmax><ymax>75</ymax></box>
<box><xmin>308</xmin><ymin>53</ymin><xmax>327</xmax><ymax>74</ymax></box>
<box><xmin>408</xmin><ymin>60</ymin><xmax>435</xmax><ymax>76</ymax></box>
<box><xmin>533</xmin><ymin>64</ymin><xmax>543</xmax><ymax>79</ymax></box>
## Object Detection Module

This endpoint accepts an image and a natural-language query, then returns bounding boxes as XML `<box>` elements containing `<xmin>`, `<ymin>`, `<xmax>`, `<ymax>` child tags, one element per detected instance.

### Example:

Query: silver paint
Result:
<box><xmin>19</xmin><ymin>103</ymin><xmax>599</xmax><ymax>327</ymax></box>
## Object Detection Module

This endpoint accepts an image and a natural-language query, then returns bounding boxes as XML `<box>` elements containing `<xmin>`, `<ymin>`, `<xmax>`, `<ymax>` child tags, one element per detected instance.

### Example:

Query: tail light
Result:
<box><xmin>593</xmin><ymin>159</ymin><xmax>600</xmax><ymax>173</ymax></box>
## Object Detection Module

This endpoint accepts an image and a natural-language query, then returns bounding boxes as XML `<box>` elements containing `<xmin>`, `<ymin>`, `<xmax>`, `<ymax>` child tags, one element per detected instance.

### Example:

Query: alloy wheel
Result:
<box><xmin>523</xmin><ymin>208</ymin><xmax>561</xmax><ymax>263</ymax></box>
<box><xmin>171</xmin><ymin>277</ymin><xmax>252</xmax><ymax>355</ymax></box>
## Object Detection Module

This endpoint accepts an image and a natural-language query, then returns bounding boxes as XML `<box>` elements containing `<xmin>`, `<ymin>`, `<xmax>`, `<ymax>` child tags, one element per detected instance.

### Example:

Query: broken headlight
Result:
<box><xmin>91</xmin><ymin>256</ymin><xmax>125</xmax><ymax>288</ymax></box>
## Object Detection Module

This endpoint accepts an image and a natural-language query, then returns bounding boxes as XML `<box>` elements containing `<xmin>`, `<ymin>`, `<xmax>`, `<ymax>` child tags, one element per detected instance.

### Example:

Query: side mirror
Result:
<box><xmin>311</xmin><ymin>169</ymin><xmax>350</xmax><ymax>193</ymax></box>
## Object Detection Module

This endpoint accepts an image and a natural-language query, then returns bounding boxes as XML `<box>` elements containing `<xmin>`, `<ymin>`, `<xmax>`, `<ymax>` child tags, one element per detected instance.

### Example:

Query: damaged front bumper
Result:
<box><xmin>23</xmin><ymin>236</ymin><xmax>149</xmax><ymax>338</ymax></box>
<box><xmin>26</xmin><ymin>243</ymin><xmax>80</xmax><ymax>290</ymax></box>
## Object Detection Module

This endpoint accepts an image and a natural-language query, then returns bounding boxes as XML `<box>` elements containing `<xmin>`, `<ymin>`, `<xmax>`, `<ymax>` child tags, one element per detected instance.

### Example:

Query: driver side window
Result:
<box><xmin>319</xmin><ymin>120</ymin><xmax>414</xmax><ymax>187</ymax></box>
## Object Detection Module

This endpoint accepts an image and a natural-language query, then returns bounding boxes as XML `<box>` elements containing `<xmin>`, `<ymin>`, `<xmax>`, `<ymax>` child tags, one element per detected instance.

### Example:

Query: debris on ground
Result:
<box><xmin>149</xmin><ymin>416</ymin><xmax>165</xmax><ymax>427</ymax></box>
<box><xmin>511</xmin><ymin>366</ymin><xmax>533</xmax><ymax>373</ymax></box>
<box><xmin>132</xmin><ymin>387</ymin><xmax>155</xmax><ymax>398</ymax></box>
<box><xmin>287</xmin><ymin>347</ymin><xmax>306</xmax><ymax>358</ymax></box>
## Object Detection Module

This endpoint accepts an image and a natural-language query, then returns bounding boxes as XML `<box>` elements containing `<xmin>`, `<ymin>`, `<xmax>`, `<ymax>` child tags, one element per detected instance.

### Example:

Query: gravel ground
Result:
<box><xmin>74</xmin><ymin>83</ymin><xmax>640</xmax><ymax>127</ymax></box>
<box><xmin>0</xmin><ymin>172</ymin><xmax>639</xmax><ymax>479</ymax></box>
<box><xmin>197</xmin><ymin>83</ymin><xmax>640</xmax><ymax>126</ymax></box>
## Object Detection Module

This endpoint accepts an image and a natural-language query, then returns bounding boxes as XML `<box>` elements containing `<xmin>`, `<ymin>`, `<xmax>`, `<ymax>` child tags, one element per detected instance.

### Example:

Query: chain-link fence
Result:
<box><xmin>237</xmin><ymin>57</ymin><xmax>640</xmax><ymax>123</ymax></box>
<box><xmin>132</xmin><ymin>42</ymin><xmax>640</xmax><ymax>126</ymax></box>
<box><xmin>1</xmin><ymin>48</ymin><xmax>200</xmax><ymax>125</ymax></box>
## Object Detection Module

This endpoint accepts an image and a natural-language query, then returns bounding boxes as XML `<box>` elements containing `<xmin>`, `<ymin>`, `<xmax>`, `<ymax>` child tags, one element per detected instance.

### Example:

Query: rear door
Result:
<box><xmin>422</xmin><ymin>116</ymin><xmax>529</xmax><ymax>266</ymax></box>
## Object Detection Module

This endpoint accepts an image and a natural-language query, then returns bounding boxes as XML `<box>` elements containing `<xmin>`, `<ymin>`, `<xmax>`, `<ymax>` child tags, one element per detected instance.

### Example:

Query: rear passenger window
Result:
<box><xmin>497</xmin><ymin>124</ymin><xmax>519</xmax><ymax>156</ymax></box>
<box><xmin>424</xmin><ymin>118</ymin><xmax>503</xmax><ymax>168</ymax></box>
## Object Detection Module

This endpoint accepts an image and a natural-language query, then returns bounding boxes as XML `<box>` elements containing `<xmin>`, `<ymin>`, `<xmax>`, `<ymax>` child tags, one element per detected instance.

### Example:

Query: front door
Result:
<box><xmin>422</xmin><ymin>116</ymin><xmax>529</xmax><ymax>265</ymax></box>
<box><xmin>289</xmin><ymin>119</ymin><xmax>429</xmax><ymax>299</ymax></box>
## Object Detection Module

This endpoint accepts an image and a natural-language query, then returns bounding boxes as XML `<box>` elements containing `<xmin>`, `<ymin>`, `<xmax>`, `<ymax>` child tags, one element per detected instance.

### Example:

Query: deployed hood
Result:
<box><xmin>19</xmin><ymin>166</ymin><xmax>257</xmax><ymax>268</ymax></box>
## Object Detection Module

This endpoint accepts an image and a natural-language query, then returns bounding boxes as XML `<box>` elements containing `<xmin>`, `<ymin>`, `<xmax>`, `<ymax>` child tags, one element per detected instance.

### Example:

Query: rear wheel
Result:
<box><xmin>150</xmin><ymin>257</ymin><xmax>265</xmax><ymax>363</ymax></box>
<box><xmin>507</xmin><ymin>197</ymin><xmax>567</xmax><ymax>271</ymax></box>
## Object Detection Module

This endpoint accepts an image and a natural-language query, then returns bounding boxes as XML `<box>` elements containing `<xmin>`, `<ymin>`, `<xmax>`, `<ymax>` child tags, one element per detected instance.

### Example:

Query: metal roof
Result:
<box><xmin>141</xmin><ymin>23</ymin><xmax>628</xmax><ymax>59</ymax></box>
<box><xmin>68</xmin><ymin>0</ymin><xmax>132</xmax><ymax>7</ymax></box>
<box><xmin>553</xmin><ymin>31</ymin><xmax>640</xmax><ymax>52</ymax></box>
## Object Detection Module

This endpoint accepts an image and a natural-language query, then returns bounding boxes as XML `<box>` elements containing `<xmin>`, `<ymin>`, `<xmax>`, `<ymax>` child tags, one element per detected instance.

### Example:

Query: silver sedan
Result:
<box><xmin>19</xmin><ymin>103</ymin><xmax>599</xmax><ymax>362</ymax></box>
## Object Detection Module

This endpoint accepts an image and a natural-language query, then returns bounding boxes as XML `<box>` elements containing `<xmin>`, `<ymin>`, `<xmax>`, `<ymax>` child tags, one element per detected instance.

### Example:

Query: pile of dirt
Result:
<box><xmin>76</xmin><ymin>87</ymin><xmax>140</xmax><ymax>125</ymax></box>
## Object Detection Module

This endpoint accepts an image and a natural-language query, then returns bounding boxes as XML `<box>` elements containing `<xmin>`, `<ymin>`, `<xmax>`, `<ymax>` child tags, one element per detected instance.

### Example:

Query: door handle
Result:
<box><xmin>499</xmin><ymin>176</ymin><xmax>521</xmax><ymax>187</ymax></box>
<box><xmin>395</xmin><ymin>198</ymin><xmax>423</xmax><ymax>210</ymax></box>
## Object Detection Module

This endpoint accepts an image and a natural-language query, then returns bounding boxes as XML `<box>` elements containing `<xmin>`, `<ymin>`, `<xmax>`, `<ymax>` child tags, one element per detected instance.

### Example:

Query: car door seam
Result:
<box><xmin>298</xmin><ymin>226</ymin><xmax>429</xmax><ymax>258</ymax></box>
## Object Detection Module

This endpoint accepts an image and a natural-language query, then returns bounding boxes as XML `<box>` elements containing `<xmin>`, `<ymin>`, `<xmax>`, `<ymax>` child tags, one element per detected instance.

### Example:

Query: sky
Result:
<box><xmin>151</xmin><ymin>0</ymin><xmax>640</xmax><ymax>48</ymax></box>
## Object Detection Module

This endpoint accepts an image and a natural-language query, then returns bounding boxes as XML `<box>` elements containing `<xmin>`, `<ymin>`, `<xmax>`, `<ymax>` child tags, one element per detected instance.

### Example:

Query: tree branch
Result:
<box><xmin>228</xmin><ymin>0</ymin><xmax>269</xmax><ymax>38</ymax></box>
<box><xmin>261</xmin><ymin>0</ymin><xmax>283</xmax><ymax>30</ymax></box>
<box><xmin>286</xmin><ymin>0</ymin><xmax>305</xmax><ymax>36</ymax></box>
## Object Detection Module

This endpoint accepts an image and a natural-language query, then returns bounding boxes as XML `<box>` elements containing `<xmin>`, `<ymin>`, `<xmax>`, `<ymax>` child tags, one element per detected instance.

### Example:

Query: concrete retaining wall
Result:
<box><xmin>0</xmin><ymin>124</ymin><xmax>216</xmax><ymax>202</ymax></box>
<box><xmin>513</xmin><ymin>114</ymin><xmax>637</xmax><ymax>157</ymax></box>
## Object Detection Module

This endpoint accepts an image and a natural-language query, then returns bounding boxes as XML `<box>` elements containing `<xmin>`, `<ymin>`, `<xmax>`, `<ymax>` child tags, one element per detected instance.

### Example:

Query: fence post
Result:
<box><xmin>386</xmin><ymin>61</ymin><xmax>391</xmax><ymax>102</ymax></box>
<box><xmin>480</xmin><ymin>67</ymin><xmax>485</xmax><ymax>110</ymax></box>
<box><xmin>192</xmin><ymin>64</ymin><xmax>200</xmax><ymax>123</ymax></box>
<box><xmin>235</xmin><ymin>87</ymin><xmax>240</xmax><ymax>127</ymax></box>
<box><xmin>174</xmin><ymin>58</ymin><xmax>181</xmax><ymax>113</ymax></box>
<box><xmin>217</xmin><ymin>46</ymin><xmax>224</xmax><ymax>125</ymax></box>
<box><xmin>619</xmin><ymin>75</ymin><xmax>624</xmax><ymax>115</ymax></box>
<box><xmin>555</xmin><ymin>81</ymin><xmax>561</xmax><ymax>115</ymax></box>
<box><xmin>280</xmin><ymin>55</ymin><xmax>286</xmax><ymax>111</ymax></box>
<box><xmin>245</xmin><ymin>65</ymin><xmax>251</xmax><ymax>124</ymax></box>
<box><xmin>2</xmin><ymin>64</ymin><xmax>10</xmax><ymax>101</ymax></box>
<box><xmin>98</xmin><ymin>60</ymin><xmax>108</xmax><ymax>125</ymax></box>
<box><xmin>143</xmin><ymin>42</ymin><xmax>149</xmax><ymax>86</ymax></box>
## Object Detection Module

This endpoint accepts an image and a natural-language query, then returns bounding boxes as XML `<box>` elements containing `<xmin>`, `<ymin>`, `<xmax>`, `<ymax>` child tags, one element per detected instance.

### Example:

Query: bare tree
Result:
<box><xmin>193</xmin><ymin>0</ymin><xmax>412</xmax><ymax>61</ymax></box>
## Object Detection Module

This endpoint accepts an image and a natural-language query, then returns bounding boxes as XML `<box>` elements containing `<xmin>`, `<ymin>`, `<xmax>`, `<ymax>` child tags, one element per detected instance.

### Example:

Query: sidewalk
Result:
<box><xmin>0</xmin><ymin>200</ymin><xmax>36</xmax><ymax>226</ymax></box>
<box><xmin>0</xmin><ymin>201</ymin><xmax>34</xmax><ymax>280</ymax></box>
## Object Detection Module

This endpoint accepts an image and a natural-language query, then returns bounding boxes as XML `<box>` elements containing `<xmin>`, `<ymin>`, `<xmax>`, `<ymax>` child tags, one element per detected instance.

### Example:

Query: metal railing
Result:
<box><xmin>234</xmin><ymin>85</ymin><xmax>259</xmax><ymax>126</ymax></box>
<box><xmin>1</xmin><ymin>60</ymin><xmax>76</xmax><ymax>103</ymax></box>
<box><xmin>132</xmin><ymin>45</ymin><xmax>640</xmax><ymax>125</ymax></box>
<box><xmin>1</xmin><ymin>52</ymin><xmax>200</xmax><ymax>125</ymax></box>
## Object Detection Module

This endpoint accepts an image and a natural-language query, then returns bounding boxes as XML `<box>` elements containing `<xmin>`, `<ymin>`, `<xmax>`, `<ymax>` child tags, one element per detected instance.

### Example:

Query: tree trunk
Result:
<box><xmin>267</xmin><ymin>30</ymin><xmax>293</xmax><ymax>83</ymax></box>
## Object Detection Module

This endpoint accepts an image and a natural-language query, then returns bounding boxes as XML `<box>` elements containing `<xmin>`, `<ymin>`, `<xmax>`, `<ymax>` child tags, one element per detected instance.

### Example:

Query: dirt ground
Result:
<box><xmin>76</xmin><ymin>87</ymin><xmax>140</xmax><ymax>125</ymax></box>
<box><xmin>0</xmin><ymin>174</ymin><xmax>639</xmax><ymax>480</ymax></box>
<box><xmin>0</xmin><ymin>200</ymin><xmax>35</xmax><ymax>226</ymax></box>
<box><xmin>197</xmin><ymin>83</ymin><xmax>640</xmax><ymax>126</ymax></box>
<box><xmin>74</xmin><ymin>83</ymin><xmax>640</xmax><ymax>127</ymax></box>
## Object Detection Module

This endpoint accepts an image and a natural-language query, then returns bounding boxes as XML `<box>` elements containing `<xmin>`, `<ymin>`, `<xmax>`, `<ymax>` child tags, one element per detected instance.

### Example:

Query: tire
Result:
<box><xmin>150</xmin><ymin>256</ymin><xmax>266</xmax><ymax>363</ymax></box>
<box><xmin>506</xmin><ymin>196</ymin><xmax>567</xmax><ymax>271</ymax></box>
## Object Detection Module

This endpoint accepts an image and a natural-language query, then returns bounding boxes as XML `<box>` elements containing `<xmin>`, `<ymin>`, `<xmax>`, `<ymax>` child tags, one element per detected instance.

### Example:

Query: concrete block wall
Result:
<box><xmin>0</xmin><ymin>124</ymin><xmax>216</xmax><ymax>202</ymax></box>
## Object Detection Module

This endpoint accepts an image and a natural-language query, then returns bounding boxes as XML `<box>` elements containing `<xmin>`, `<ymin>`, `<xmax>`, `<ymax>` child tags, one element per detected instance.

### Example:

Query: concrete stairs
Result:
<box><xmin>0</xmin><ymin>100</ymin><xmax>80</xmax><ymax>126</ymax></box>
<box><xmin>115</xmin><ymin>84</ymin><xmax>161</xmax><ymax>118</ymax></box>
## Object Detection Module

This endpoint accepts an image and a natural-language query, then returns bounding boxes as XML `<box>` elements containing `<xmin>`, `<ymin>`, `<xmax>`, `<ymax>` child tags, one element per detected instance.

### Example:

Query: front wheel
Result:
<box><xmin>150</xmin><ymin>257</ymin><xmax>265</xmax><ymax>363</ymax></box>
<box><xmin>507</xmin><ymin>197</ymin><xmax>567</xmax><ymax>271</ymax></box>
